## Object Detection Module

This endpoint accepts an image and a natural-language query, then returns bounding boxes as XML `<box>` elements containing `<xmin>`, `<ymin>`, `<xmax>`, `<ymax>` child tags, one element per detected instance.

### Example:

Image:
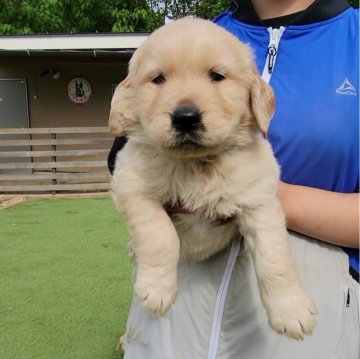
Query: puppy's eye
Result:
<box><xmin>209</xmin><ymin>71</ymin><xmax>226</xmax><ymax>82</ymax></box>
<box><xmin>151</xmin><ymin>74</ymin><xmax>166</xmax><ymax>85</ymax></box>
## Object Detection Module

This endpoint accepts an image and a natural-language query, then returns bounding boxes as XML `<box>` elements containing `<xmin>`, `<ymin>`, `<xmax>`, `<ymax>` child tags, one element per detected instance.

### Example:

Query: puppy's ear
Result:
<box><xmin>108</xmin><ymin>77</ymin><xmax>137</xmax><ymax>136</ymax></box>
<box><xmin>250</xmin><ymin>72</ymin><xmax>275</xmax><ymax>135</ymax></box>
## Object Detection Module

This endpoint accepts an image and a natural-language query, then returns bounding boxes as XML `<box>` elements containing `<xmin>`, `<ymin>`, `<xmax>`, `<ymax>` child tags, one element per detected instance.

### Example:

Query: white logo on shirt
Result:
<box><xmin>336</xmin><ymin>78</ymin><xmax>357</xmax><ymax>96</ymax></box>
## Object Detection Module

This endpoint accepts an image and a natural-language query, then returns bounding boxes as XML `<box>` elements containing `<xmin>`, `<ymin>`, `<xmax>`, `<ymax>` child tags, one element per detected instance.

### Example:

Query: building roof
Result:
<box><xmin>0</xmin><ymin>32</ymin><xmax>149</xmax><ymax>59</ymax></box>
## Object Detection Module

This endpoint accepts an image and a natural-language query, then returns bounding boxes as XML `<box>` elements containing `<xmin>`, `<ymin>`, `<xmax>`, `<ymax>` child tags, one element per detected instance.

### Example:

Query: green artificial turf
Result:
<box><xmin>0</xmin><ymin>196</ymin><xmax>132</xmax><ymax>359</ymax></box>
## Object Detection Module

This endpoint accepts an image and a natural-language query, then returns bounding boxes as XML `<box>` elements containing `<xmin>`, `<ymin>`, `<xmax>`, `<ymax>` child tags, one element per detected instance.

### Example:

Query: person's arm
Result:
<box><xmin>278</xmin><ymin>182</ymin><xmax>359</xmax><ymax>248</ymax></box>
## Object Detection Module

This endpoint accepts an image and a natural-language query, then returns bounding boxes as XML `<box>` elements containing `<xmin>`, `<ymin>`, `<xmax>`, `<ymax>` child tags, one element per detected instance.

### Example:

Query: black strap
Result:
<box><xmin>349</xmin><ymin>267</ymin><xmax>359</xmax><ymax>283</ymax></box>
<box><xmin>107</xmin><ymin>136</ymin><xmax>128</xmax><ymax>174</ymax></box>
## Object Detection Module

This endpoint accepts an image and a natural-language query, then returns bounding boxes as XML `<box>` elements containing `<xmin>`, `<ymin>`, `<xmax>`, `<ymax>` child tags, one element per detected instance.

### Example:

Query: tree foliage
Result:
<box><xmin>0</xmin><ymin>0</ymin><xmax>357</xmax><ymax>35</ymax></box>
<box><xmin>0</xmin><ymin>0</ymin><xmax>229</xmax><ymax>35</ymax></box>
<box><xmin>159</xmin><ymin>0</ymin><xmax>229</xmax><ymax>20</ymax></box>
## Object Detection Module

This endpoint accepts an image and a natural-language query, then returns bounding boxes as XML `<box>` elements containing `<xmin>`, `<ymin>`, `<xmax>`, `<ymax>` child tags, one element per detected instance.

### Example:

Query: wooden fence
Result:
<box><xmin>0</xmin><ymin>127</ymin><xmax>114</xmax><ymax>194</ymax></box>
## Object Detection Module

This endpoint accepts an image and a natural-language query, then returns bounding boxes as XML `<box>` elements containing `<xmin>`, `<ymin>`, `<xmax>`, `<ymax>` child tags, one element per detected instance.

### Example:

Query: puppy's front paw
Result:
<box><xmin>265</xmin><ymin>287</ymin><xmax>317</xmax><ymax>340</ymax></box>
<box><xmin>134</xmin><ymin>268</ymin><xmax>177</xmax><ymax>315</ymax></box>
<box><xmin>115</xmin><ymin>334</ymin><xmax>126</xmax><ymax>352</ymax></box>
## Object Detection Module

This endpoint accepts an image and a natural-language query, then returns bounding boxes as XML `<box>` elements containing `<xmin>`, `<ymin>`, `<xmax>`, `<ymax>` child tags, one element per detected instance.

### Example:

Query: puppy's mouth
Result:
<box><xmin>174</xmin><ymin>131</ymin><xmax>203</xmax><ymax>147</ymax></box>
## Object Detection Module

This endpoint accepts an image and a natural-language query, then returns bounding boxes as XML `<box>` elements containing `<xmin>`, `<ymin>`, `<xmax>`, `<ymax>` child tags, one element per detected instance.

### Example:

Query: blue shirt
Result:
<box><xmin>214</xmin><ymin>7</ymin><xmax>359</xmax><ymax>273</ymax></box>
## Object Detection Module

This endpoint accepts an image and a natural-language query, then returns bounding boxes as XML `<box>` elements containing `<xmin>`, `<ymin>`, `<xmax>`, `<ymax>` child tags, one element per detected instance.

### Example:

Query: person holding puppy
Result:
<box><xmin>109</xmin><ymin>0</ymin><xmax>359</xmax><ymax>357</ymax></box>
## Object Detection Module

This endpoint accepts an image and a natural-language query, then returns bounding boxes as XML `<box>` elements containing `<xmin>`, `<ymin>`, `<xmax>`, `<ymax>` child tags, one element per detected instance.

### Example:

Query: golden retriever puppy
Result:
<box><xmin>109</xmin><ymin>17</ymin><xmax>316</xmax><ymax>340</ymax></box>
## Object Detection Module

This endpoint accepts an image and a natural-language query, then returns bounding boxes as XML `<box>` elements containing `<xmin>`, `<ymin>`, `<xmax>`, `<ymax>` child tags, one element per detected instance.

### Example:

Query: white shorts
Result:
<box><xmin>122</xmin><ymin>232</ymin><xmax>360</xmax><ymax>359</ymax></box>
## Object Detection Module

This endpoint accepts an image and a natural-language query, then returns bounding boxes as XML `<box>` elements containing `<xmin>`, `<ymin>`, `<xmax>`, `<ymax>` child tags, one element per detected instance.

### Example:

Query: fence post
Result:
<box><xmin>51</xmin><ymin>132</ymin><xmax>57</xmax><ymax>194</ymax></box>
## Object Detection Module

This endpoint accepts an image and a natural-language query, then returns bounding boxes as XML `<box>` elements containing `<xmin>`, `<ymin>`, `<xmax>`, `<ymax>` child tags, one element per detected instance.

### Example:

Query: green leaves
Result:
<box><xmin>0</xmin><ymin>0</ymin><xmax>229</xmax><ymax>35</ymax></box>
<box><xmin>111</xmin><ymin>6</ymin><xmax>161</xmax><ymax>32</ymax></box>
<box><xmin>165</xmin><ymin>0</ymin><xmax>229</xmax><ymax>20</ymax></box>
<box><xmin>8</xmin><ymin>0</ymin><xmax>355</xmax><ymax>36</ymax></box>
<box><xmin>0</xmin><ymin>0</ymin><xmax>66</xmax><ymax>34</ymax></box>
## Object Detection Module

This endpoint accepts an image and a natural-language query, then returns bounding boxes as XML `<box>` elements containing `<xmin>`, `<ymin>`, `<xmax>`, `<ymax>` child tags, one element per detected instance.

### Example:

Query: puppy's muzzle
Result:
<box><xmin>171</xmin><ymin>106</ymin><xmax>203</xmax><ymax>134</ymax></box>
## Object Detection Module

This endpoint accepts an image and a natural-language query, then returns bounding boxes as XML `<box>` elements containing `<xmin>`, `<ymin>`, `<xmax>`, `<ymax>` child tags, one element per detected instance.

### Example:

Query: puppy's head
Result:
<box><xmin>109</xmin><ymin>17</ymin><xmax>274</xmax><ymax>158</ymax></box>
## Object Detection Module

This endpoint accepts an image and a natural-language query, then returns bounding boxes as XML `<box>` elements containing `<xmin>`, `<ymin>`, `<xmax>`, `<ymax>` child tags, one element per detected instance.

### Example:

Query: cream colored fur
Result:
<box><xmin>110</xmin><ymin>18</ymin><xmax>316</xmax><ymax>340</ymax></box>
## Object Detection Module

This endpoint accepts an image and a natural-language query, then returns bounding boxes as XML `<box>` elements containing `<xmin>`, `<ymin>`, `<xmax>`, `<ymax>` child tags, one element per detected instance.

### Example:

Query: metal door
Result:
<box><xmin>0</xmin><ymin>79</ymin><xmax>30</xmax><ymax>174</ymax></box>
<box><xmin>0</xmin><ymin>79</ymin><xmax>29</xmax><ymax>128</ymax></box>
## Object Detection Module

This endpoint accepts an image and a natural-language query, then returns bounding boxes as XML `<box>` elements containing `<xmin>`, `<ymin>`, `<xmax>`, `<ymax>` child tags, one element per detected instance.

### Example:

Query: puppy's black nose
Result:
<box><xmin>171</xmin><ymin>106</ymin><xmax>202</xmax><ymax>133</ymax></box>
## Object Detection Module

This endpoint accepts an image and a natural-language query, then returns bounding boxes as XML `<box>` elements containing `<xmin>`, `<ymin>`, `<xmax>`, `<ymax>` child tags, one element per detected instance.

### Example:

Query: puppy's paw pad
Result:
<box><xmin>115</xmin><ymin>334</ymin><xmax>126</xmax><ymax>352</ymax></box>
<box><xmin>266</xmin><ymin>291</ymin><xmax>316</xmax><ymax>340</ymax></box>
<box><xmin>269</xmin><ymin>312</ymin><xmax>315</xmax><ymax>340</ymax></box>
<box><xmin>134</xmin><ymin>275</ymin><xmax>177</xmax><ymax>315</ymax></box>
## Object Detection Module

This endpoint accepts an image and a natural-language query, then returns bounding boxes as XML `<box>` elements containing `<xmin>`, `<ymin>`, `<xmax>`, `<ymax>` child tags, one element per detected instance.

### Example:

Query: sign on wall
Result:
<box><xmin>68</xmin><ymin>77</ymin><xmax>91</xmax><ymax>104</ymax></box>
